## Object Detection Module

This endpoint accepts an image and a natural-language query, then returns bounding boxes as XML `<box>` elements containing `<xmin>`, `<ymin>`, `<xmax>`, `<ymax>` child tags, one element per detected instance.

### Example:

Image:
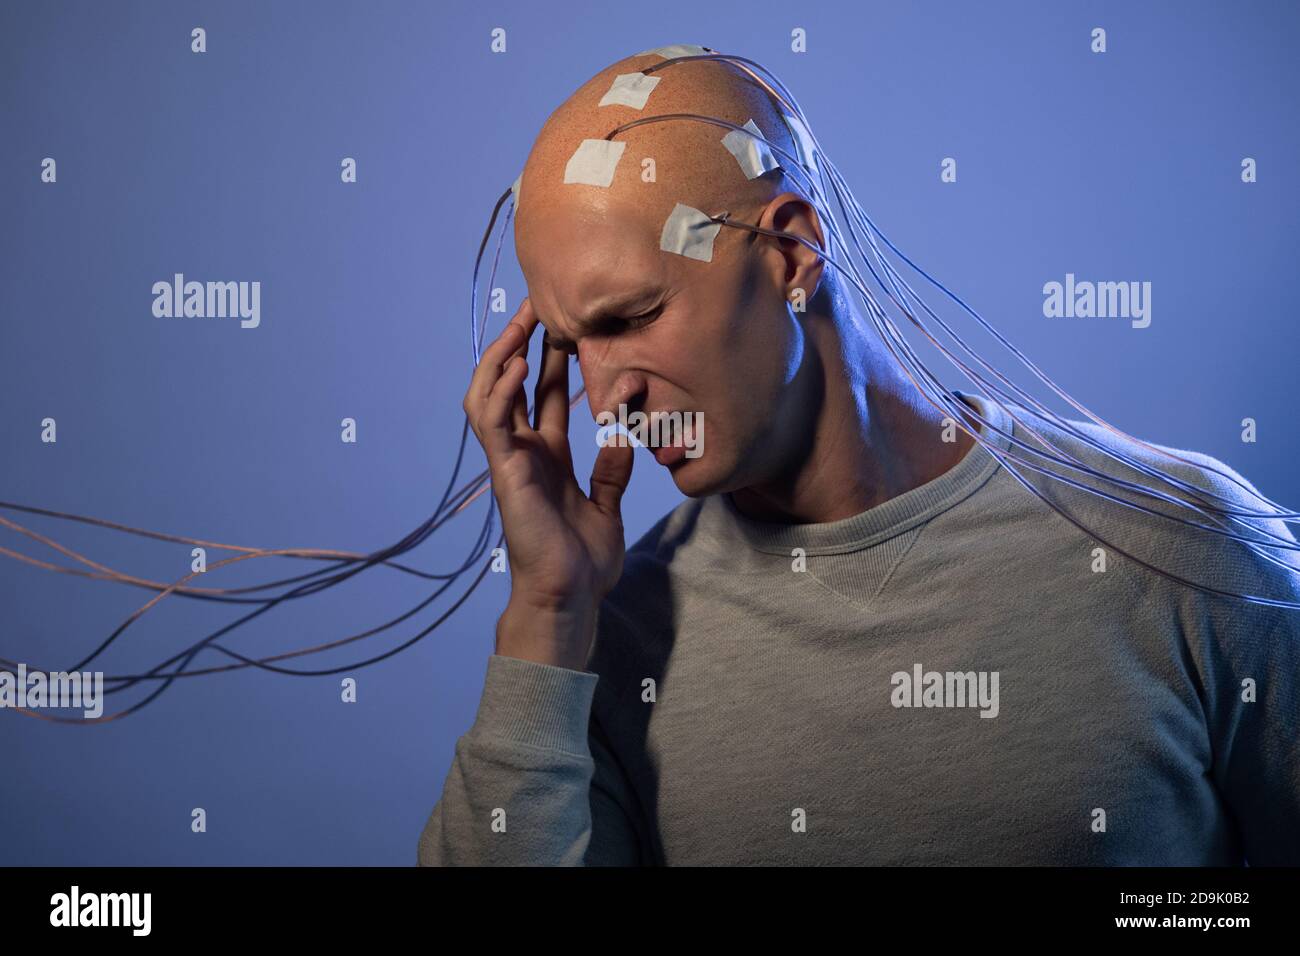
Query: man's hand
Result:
<box><xmin>462</xmin><ymin>297</ymin><xmax>635</xmax><ymax>671</ymax></box>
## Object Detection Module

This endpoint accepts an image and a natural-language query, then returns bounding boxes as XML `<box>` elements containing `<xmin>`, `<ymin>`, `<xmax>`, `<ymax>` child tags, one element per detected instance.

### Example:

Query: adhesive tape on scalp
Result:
<box><xmin>599</xmin><ymin>72</ymin><xmax>661</xmax><ymax>110</ymax></box>
<box><xmin>636</xmin><ymin>43</ymin><xmax>709</xmax><ymax>59</ymax></box>
<box><xmin>721</xmin><ymin>118</ymin><xmax>780</xmax><ymax>180</ymax></box>
<box><xmin>563</xmin><ymin>139</ymin><xmax>627</xmax><ymax>187</ymax></box>
<box><xmin>510</xmin><ymin>173</ymin><xmax>522</xmax><ymax>203</ymax></box>
<box><xmin>660</xmin><ymin>202</ymin><xmax>723</xmax><ymax>262</ymax></box>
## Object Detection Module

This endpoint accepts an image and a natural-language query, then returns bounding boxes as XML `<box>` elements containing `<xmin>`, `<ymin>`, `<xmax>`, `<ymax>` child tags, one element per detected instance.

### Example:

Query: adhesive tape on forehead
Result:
<box><xmin>563</xmin><ymin>139</ymin><xmax>626</xmax><ymax>187</ymax></box>
<box><xmin>598</xmin><ymin>72</ymin><xmax>661</xmax><ymax>110</ymax></box>
<box><xmin>660</xmin><ymin>202</ymin><xmax>723</xmax><ymax>262</ymax></box>
<box><xmin>636</xmin><ymin>43</ymin><xmax>709</xmax><ymax>59</ymax></box>
<box><xmin>721</xmin><ymin>118</ymin><xmax>780</xmax><ymax>180</ymax></box>
<box><xmin>510</xmin><ymin>173</ymin><xmax>522</xmax><ymax>203</ymax></box>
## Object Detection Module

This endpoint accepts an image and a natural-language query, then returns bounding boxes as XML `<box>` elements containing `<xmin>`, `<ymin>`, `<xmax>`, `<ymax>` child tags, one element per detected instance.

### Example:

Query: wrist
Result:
<box><xmin>495</xmin><ymin>597</ymin><xmax>597</xmax><ymax>672</ymax></box>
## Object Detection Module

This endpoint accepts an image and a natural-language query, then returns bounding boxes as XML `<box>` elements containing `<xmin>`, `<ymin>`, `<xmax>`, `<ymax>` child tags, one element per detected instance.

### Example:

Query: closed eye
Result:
<box><xmin>548</xmin><ymin>306</ymin><xmax>665</xmax><ymax>356</ymax></box>
<box><xmin>592</xmin><ymin>309</ymin><xmax>658</xmax><ymax>335</ymax></box>
<box><xmin>621</xmin><ymin>310</ymin><xmax>659</xmax><ymax>333</ymax></box>
<box><xmin>556</xmin><ymin>309</ymin><xmax>661</xmax><ymax>356</ymax></box>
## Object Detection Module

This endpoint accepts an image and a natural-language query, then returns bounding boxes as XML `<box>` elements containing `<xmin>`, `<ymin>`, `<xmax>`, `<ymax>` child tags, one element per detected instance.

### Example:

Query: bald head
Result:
<box><xmin>514</xmin><ymin>46</ymin><xmax>815</xmax><ymax>286</ymax></box>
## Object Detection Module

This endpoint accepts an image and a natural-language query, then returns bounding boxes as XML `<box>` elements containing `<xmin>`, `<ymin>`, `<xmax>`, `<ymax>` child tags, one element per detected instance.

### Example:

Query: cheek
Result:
<box><xmin>697</xmin><ymin>314</ymin><xmax>797</xmax><ymax>450</ymax></box>
<box><xmin>722</xmin><ymin>292</ymin><xmax>803</xmax><ymax>392</ymax></box>
<box><xmin>717</xmin><ymin>256</ymin><xmax>802</xmax><ymax>378</ymax></box>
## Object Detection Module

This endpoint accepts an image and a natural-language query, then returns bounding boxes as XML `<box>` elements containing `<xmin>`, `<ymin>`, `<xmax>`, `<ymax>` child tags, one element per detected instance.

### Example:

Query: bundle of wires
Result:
<box><xmin>3</xmin><ymin>48</ymin><xmax>1297</xmax><ymax>724</ymax></box>
<box><xmin>0</xmin><ymin>220</ymin><xmax>527</xmax><ymax>723</ymax></box>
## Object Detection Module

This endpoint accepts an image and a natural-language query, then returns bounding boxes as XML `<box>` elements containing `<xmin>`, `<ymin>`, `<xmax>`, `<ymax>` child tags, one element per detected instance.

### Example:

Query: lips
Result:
<box><xmin>648</xmin><ymin>414</ymin><xmax>695</xmax><ymax>467</ymax></box>
<box><xmin>653</xmin><ymin>442</ymin><xmax>688</xmax><ymax>467</ymax></box>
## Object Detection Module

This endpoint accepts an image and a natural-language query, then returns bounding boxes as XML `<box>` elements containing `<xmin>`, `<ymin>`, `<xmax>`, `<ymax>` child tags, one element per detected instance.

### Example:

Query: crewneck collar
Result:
<box><xmin>700</xmin><ymin>390</ymin><xmax>1013</xmax><ymax>557</ymax></box>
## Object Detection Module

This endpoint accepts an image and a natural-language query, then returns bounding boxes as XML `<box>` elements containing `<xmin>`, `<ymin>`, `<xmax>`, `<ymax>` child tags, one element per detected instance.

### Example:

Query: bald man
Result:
<box><xmin>417</xmin><ymin>46</ymin><xmax>1300</xmax><ymax>865</ymax></box>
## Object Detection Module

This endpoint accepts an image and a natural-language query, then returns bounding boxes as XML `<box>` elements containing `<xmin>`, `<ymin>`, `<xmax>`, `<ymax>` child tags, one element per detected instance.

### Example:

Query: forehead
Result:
<box><xmin>517</xmin><ymin>197</ymin><xmax>671</xmax><ymax>328</ymax></box>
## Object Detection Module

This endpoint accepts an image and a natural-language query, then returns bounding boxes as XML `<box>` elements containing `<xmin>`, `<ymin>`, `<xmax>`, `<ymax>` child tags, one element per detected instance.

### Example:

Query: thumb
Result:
<box><xmin>588</xmin><ymin>437</ymin><xmax>634</xmax><ymax>519</ymax></box>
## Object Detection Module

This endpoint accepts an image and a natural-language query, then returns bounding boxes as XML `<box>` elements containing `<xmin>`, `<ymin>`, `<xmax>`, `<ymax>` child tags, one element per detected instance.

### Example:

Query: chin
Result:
<box><xmin>664</xmin><ymin>453</ymin><xmax>727</xmax><ymax>498</ymax></box>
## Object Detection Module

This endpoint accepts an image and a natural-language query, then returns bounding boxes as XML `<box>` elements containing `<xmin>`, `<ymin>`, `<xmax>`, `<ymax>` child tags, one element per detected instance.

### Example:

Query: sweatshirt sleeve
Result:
<box><xmin>416</xmin><ymin>653</ymin><xmax>648</xmax><ymax>866</ymax></box>
<box><xmin>1179</xmin><ymin>456</ymin><xmax>1300</xmax><ymax>864</ymax></box>
<box><xmin>1211</xmin><ymin>602</ymin><xmax>1300</xmax><ymax>865</ymax></box>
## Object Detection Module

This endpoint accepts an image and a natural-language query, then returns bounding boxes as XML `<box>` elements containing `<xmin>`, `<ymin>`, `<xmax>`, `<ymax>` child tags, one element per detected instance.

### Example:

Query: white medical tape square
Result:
<box><xmin>781</xmin><ymin>110</ymin><xmax>818</xmax><ymax>173</ymax></box>
<box><xmin>636</xmin><ymin>44</ymin><xmax>708</xmax><ymax>59</ymax></box>
<box><xmin>721</xmin><ymin>118</ymin><xmax>780</xmax><ymax>180</ymax></box>
<box><xmin>510</xmin><ymin>173</ymin><xmax>522</xmax><ymax>203</ymax></box>
<box><xmin>563</xmin><ymin>139</ymin><xmax>626</xmax><ymax>187</ymax></box>
<box><xmin>598</xmin><ymin>72</ymin><xmax>661</xmax><ymax>109</ymax></box>
<box><xmin>660</xmin><ymin>202</ymin><xmax>722</xmax><ymax>262</ymax></box>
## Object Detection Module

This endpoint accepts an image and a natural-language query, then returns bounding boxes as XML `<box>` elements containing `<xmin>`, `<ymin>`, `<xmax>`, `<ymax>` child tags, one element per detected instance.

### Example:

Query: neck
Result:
<box><xmin>728</xmin><ymin>310</ymin><xmax>977</xmax><ymax>525</ymax></box>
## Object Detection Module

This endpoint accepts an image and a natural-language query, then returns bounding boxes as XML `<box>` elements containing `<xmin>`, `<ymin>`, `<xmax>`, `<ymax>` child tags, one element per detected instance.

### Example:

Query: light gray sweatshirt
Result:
<box><xmin>417</xmin><ymin>391</ymin><xmax>1300</xmax><ymax>865</ymax></box>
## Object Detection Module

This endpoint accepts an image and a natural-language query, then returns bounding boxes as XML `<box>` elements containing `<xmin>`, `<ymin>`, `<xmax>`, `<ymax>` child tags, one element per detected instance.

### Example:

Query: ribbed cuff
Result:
<box><xmin>468</xmin><ymin>654</ymin><xmax>599</xmax><ymax>755</ymax></box>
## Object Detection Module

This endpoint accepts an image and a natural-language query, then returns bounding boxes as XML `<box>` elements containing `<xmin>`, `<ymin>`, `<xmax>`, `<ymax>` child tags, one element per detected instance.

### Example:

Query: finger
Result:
<box><xmin>510</xmin><ymin>361</ymin><xmax>531</xmax><ymax>433</ymax></box>
<box><xmin>464</xmin><ymin>321</ymin><xmax>522</xmax><ymax>426</ymax></box>
<box><xmin>506</xmin><ymin>302</ymin><xmax>541</xmax><ymax>433</ymax></box>
<box><xmin>480</xmin><ymin>355</ymin><xmax>531</xmax><ymax>459</ymax></box>
<box><xmin>465</xmin><ymin>298</ymin><xmax>540</xmax><ymax>417</ymax></box>
<box><xmin>588</xmin><ymin>436</ymin><xmax>634</xmax><ymax>520</ymax></box>
<box><xmin>507</xmin><ymin>297</ymin><xmax>541</xmax><ymax>364</ymax></box>
<box><xmin>532</xmin><ymin>328</ymin><xmax>571</xmax><ymax>438</ymax></box>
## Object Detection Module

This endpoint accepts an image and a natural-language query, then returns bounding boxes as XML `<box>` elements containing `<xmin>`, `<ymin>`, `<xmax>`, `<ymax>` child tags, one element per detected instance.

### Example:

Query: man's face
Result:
<box><xmin>517</xmin><ymin>196</ymin><xmax>814</xmax><ymax>498</ymax></box>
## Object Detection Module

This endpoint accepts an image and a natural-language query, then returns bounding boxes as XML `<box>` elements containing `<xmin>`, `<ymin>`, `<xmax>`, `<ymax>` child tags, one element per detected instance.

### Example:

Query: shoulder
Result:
<box><xmin>999</xmin><ymin>403</ymin><xmax>1300</xmax><ymax>612</ymax></box>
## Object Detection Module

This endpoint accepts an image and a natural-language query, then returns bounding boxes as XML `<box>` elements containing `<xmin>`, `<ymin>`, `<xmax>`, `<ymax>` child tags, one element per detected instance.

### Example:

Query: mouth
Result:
<box><xmin>653</xmin><ymin>443</ymin><xmax>688</xmax><ymax>467</ymax></box>
<box><xmin>650</xmin><ymin>415</ymin><xmax>698</xmax><ymax>468</ymax></box>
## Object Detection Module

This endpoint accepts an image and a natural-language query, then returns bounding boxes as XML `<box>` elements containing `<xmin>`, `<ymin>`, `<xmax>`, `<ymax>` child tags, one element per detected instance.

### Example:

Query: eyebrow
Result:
<box><xmin>546</xmin><ymin>287</ymin><xmax>662</xmax><ymax>350</ymax></box>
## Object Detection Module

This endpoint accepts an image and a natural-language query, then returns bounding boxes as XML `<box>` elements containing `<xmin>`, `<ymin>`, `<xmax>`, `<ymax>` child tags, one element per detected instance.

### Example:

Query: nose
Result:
<box><xmin>580</xmin><ymin>348</ymin><xmax>648</xmax><ymax>422</ymax></box>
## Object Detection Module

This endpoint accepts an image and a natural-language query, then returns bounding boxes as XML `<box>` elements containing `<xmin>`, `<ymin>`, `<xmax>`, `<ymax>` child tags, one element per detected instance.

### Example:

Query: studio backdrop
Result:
<box><xmin>0</xmin><ymin>0</ymin><xmax>1295</xmax><ymax>865</ymax></box>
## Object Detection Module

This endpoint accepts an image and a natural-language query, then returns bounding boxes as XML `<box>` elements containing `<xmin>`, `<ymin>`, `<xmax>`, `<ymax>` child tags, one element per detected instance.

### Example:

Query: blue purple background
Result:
<box><xmin>1</xmin><ymin>0</ymin><xmax>1296</xmax><ymax>864</ymax></box>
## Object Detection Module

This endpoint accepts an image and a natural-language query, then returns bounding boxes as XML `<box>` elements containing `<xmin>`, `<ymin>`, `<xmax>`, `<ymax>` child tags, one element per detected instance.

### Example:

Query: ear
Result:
<box><xmin>757</xmin><ymin>191</ymin><xmax>827</xmax><ymax>306</ymax></box>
